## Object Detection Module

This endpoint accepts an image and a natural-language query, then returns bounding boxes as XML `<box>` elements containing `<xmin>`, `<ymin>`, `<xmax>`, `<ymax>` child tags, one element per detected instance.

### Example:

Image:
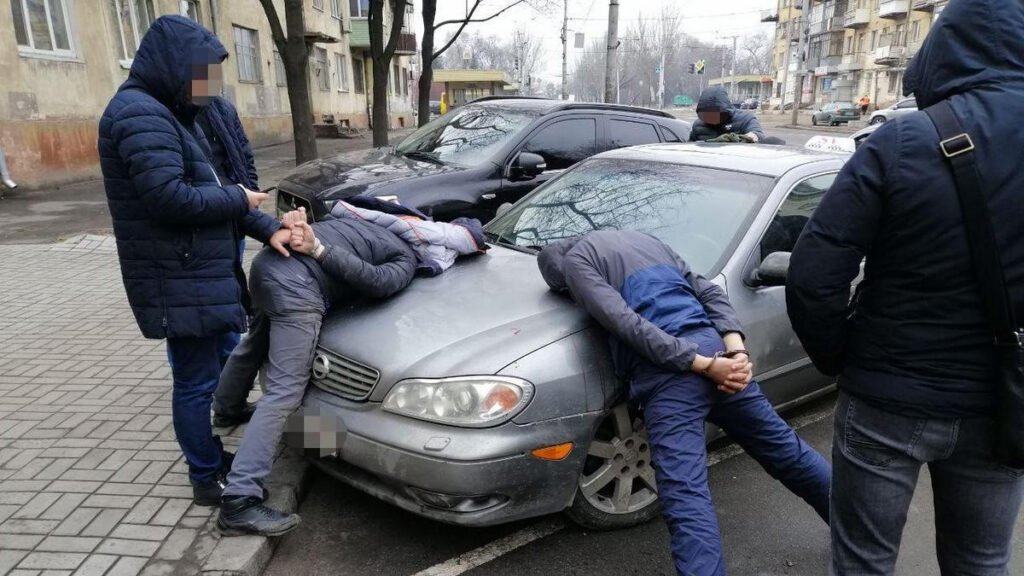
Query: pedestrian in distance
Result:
<box><xmin>858</xmin><ymin>95</ymin><xmax>871</xmax><ymax>116</ymax></box>
<box><xmin>97</xmin><ymin>15</ymin><xmax>292</xmax><ymax>507</ymax></box>
<box><xmin>787</xmin><ymin>0</ymin><xmax>1024</xmax><ymax>573</ymax></box>
<box><xmin>538</xmin><ymin>231</ymin><xmax>831</xmax><ymax>576</ymax></box>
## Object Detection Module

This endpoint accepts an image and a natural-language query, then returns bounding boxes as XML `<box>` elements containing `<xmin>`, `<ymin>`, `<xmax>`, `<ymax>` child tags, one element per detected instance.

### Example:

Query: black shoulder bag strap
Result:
<box><xmin>925</xmin><ymin>99</ymin><xmax>1024</xmax><ymax>467</ymax></box>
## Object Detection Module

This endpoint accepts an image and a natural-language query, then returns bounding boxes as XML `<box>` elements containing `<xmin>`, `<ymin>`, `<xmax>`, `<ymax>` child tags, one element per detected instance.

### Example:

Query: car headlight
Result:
<box><xmin>382</xmin><ymin>376</ymin><xmax>534</xmax><ymax>427</ymax></box>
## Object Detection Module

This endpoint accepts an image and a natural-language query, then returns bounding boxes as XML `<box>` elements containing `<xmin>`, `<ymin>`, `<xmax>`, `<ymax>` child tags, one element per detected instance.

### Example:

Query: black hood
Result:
<box><xmin>696</xmin><ymin>87</ymin><xmax>735</xmax><ymax>113</ymax></box>
<box><xmin>904</xmin><ymin>0</ymin><xmax>1024</xmax><ymax>108</ymax></box>
<box><xmin>122</xmin><ymin>16</ymin><xmax>228</xmax><ymax>115</ymax></box>
<box><xmin>537</xmin><ymin>237</ymin><xmax>584</xmax><ymax>292</ymax></box>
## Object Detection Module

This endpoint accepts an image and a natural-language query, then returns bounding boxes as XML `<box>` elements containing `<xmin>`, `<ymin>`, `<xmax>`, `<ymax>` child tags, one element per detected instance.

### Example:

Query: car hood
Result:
<box><xmin>279</xmin><ymin>148</ymin><xmax>464</xmax><ymax>199</ymax></box>
<box><xmin>316</xmin><ymin>246</ymin><xmax>592</xmax><ymax>401</ymax></box>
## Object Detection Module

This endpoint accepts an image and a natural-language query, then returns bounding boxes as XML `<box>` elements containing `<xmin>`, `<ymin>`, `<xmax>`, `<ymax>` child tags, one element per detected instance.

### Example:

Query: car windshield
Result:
<box><xmin>394</xmin><ymin>105</ymin><xmax>540</xmax><ymax>167</ymax></box>
<box><xmin>485</xmin><ymin>158</ymin><xmax>773</xmax><ymax>276</ymax></box>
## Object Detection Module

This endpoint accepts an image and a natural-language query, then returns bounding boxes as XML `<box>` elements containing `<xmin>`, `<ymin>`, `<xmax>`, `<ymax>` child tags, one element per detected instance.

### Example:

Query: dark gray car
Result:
<box><xmin>289</xmin><ymin>143</ymin><xmax>846</xmax><ymax>529</ymax></box>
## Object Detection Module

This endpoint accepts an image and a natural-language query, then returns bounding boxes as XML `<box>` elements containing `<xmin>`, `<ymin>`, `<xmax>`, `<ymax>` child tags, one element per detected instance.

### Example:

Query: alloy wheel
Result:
<box><xmin>578</xmin><ymin>404</ymin><xmax>659</xmax><ymax>515</ymax></box>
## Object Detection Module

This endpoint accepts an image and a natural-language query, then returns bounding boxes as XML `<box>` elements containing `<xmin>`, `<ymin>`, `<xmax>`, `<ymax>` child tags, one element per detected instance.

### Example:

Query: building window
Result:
<box><xmin>314</xmin><ymin>47</ymin><xmax>329</xmax><ymax>91</ymax></box>
<box><xmin>335</xmin><ymin>52</ymin><xmax>349</xmax><ymax>91</ymax></box>
<box><xmin>402</xmin><ymin>67</ymin><xmax>408</xmax><ymax>96</ymax></box>
<box><xmin>392</xmin><ymin>63</ymin><xmax>400</xmax><ymax>94</ymax></box>
<box><xmin>274</xmin><ymin>50</ymin><xmax>287</xmax><ymax>86</ymax></box>
<box><xmin>233</xmin><ymin>25</ymin><xmax>262</xmax><ymax>83</ymax></box>
<box><xmin>183</xmin><ymin>0</ymin><xmax>201</xmax><ymax>23</ymax></box>
<box><xmin>349</xmin><ymin>0</ymin><xmax>369</xmax><ymax>17</ymax></box>
<box><xmin>352</xmin><ymin>57</ymin><xmax>365</xmax><ymax>93</ymax></box>
<box><xmin>11</xmin><ymin>0</ymin><xmax>75</xmax><ymax>55</ymax></box>
<box><xmin>888</xmin><ymin>71</ymin><xmax>899</xmax><ymax>94</ymax></box>
<box><xmin>112</xmin><ymin>0</ymin><xmax>155</xmax><ymax>62</ymax></box>
<box><xmin>312</xmin><ymin>0</ymin><xmax>323</xmax><ymax>11</ymax></box>
<box><xmin>330</xmin><ymin>0</ymin><xmax>341</xmax><ymax>18</ymax></box>
<box><xmin>910</xmin><ymin>20</ymin><xmax>920</xmax><ymax>43</ymax></box>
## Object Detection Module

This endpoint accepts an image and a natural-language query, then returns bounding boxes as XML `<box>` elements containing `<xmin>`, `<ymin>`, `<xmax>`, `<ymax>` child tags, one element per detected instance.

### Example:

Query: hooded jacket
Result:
<box><xmin>98</xmin><ymin>16</ymin><xmax>281</xmax><ymax>340</ymax></box>
<box><xmin>538</xmin><ymin>231</ymin><xmax>744</xmax><ymax>378</ymax></box>
<box><xmin>786</xmin><ymin>0</ymin><xmax>1024</xmax><ymax>417</ymax></box>
<box><xmin>196</xmin><ymin>97</ymin><xmax>258</xmax><ymax>190</ymax></box>
<box><xmin>689</xmin><ymin>87</ymin><xmax>765</xmax><ymax>142</ymax></box>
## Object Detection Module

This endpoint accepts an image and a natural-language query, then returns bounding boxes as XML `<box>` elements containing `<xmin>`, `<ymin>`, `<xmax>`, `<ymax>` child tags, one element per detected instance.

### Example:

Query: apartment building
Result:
<box><xmin>1</xmin><ymin>0</ymin><xmax>415</xmax><ymax>189</ymax></box>
<box><xmin>764</xmin><ymin>0</ymin><xmax>948</xmax><ymax>111</ymax></box>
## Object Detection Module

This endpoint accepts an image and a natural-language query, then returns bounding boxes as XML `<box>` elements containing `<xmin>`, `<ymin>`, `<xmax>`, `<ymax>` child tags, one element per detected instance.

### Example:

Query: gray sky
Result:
<box><xmin>412</xmin><ymin>0</ymin><xmax>776</xmax><ymax>84</ymax></box>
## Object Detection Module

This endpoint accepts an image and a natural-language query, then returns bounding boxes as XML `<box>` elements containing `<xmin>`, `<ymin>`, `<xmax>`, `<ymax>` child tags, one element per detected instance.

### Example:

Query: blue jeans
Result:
<box><xmin>630</xmin><ymin>327</ymin><xmax>831</xmax><ymax>576</ymax></box>
<box><xmin>166</xmin><ymin>333</ymin><xmax>239</xmax><ymax>485</ymax></box>
<box><xmin>831</xmin><ymin>390</ymin><xmax>1024</xmax><ymax>575</ymax></box>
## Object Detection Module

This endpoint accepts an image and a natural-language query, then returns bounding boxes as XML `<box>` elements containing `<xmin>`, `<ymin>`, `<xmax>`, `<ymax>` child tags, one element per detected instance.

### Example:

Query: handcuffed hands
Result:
<box><xmin>289</xmin><ymin>221</ymin><xmax>318</xmax><ymax>256</ymax></box>
<box><xmin>705</xmin><ymin>354</ymin><xmax>753</xmax><ymax>395</ymax></box>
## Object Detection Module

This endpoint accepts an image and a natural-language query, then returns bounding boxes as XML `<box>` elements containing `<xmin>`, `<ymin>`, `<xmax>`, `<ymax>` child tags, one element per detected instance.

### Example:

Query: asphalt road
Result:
<box><xmin>264</xmin><ymin>393</ymin><xmax>1024</xmax><ymax>576</ymax></box>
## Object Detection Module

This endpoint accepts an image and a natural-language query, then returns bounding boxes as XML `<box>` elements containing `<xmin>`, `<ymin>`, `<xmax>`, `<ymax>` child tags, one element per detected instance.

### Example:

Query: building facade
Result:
<box><xmin>764</xmin><ymin>0</ymin><xmax>948</xmax><ymax>111</ymax></box>
<box><xmin>1</xmin><ymin>0</ymin><xmax>415</xmax><ymax>189</ymax></box>
<box><xmin>708</xmin><ymin>75</ymin><xmax>774</xmax><ymax>104</ymax></box>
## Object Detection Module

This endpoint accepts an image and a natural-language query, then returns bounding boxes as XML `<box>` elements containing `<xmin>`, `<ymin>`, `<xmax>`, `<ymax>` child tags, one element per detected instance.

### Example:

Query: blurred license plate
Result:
<box><xmin>286</xmin><ymin>408</ymin><xmax>347</xmax><ymax>458</ymax></box>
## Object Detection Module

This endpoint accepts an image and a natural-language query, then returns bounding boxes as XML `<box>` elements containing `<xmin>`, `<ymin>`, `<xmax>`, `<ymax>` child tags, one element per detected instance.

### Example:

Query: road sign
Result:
<box><xmin>695</xmin><ymin>60</ymin><xmax>706</xmax><ymax>75</ymax></box>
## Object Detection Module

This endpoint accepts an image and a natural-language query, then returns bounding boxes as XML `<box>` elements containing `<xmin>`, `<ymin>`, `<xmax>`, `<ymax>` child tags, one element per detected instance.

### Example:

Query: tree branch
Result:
<box><xmin>258</xmin><ymin>0</ymin><xmax>288</xmax><ymax>54</ymax></box>
<box><xmin>383</xmin><ymin>0</ymin><xmax>408</xmax><ymax>59</ymax></box>
<box><xmin>434</xmin><ymin>0</ymin><xmax>529</xmax><ymax>29</ymax></box>
<box><xmin>429</xmin><ymin>0</ymin><xmax>483</xmax><ymax>60</ymax></box>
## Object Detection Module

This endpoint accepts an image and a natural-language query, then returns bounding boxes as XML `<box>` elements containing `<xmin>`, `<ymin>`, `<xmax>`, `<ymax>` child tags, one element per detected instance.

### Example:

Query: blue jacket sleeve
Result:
<box><xmin>318</xmin><ymin>242</ymin><xmax>416</xmax><ymax>300</ymax></box>
<box><xmin>786</xmin><ymin>121</ymin><xmax>892</xmax><ymax>376</ymax></box>
<box><xmin>733</xmin><ymin>111</ymin><xmax>766</xmax><ymax>139</ymax></box>
<box><xmin>112</xmin><ymin>101</ymin><xmax>249</xmax><ymax>225</ymax></box>
<box><xmin>564</xmin><ymin>248</ymin><xmax>699</xmax><ymax>374</ymax></box>
<box><xmin>238</xmin><ymin>209</ymin><xmax>281</xmax><ymax>243</ymax></box>
<box><xmin>671</xmin><ymin>253</ymin><xmax>745</xmax><ymax>338</ymax></box>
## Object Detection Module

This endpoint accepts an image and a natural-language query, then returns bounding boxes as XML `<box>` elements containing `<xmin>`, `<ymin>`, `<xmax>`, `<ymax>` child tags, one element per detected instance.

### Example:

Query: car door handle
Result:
<box><xmin>481</xmin><ymin>193</ymin><xmax>497</xmax><ymax>200</ymax></box>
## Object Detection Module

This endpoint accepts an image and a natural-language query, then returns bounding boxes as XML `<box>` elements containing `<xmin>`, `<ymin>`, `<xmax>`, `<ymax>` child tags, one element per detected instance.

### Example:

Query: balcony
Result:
<box><xmin>349</xmin><ymin>20</ymin><xmax>417</xmax><ymax>55</ymax></box>
<box><xmin>878</xmin><ymin>0</ymin><xmax>910</xmax><ymax>18</ymax></box>
<box><xmin>809</xmin><ymin>18</ymin><xmax>827</xmax><ymax>35</ymax></box>
<box><xmin>874</xmin><ymin>44</ymin><xmax>905</xmax><ymax>64</ymax></box>
<box><xmin>395</xmin><ymin>31</ymin><xmax>417</xmax><ymax>54</ymax></box>
<box><xmin>844</xmin><ymin>8</ymin><xmax>870</xmax><ymax>27</ymax></box>
<box><xmin>814</xmin><ymin>55</ymin><xmax>841</xmax><ymax>76</ymax></box>
<box><xmin>912</xmin><ymin>0</ymin><xmax>937</xmax><ymax>11</ymax></box>
<box><xmin>839</xmin><ymin>52</ymin><xmax>865</xmax><ymax>71</ymax></box>
<box><xmin>761</xmin><ymin>10</ymin><xmax>779</xmax><ymax>22</ymax></box>
<box><xmin>828</xmin><ymin>15</ymin><xmax>847</xmax><ymax>32</ymax></box>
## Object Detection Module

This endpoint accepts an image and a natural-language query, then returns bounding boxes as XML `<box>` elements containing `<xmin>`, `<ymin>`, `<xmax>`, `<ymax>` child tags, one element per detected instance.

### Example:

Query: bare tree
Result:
<box><xmin>418</xmin><ymin>0</ymin><xmax>553</xmax><ymax>126</ymax></box>
<box><xmin>257</xmin><ymin>0</ymin><xmax>317</xmax><ymax>164</ymax></box>
<box><xmin>437</xmin><ymin>29</ymin><xmax>546</xmax><ymax>92</ymax></box>
<box><xmin>368</xmin><ymin>0</ymin><xmax>409</xmax><ymax>147</ymax></box>
<box><xmin>737</xmin><ymin>32</ymin><xmax>773</xmax><ymax>76</ymax></box>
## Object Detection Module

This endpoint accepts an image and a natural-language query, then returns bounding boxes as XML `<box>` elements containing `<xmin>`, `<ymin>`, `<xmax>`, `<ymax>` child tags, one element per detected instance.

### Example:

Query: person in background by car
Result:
<box><xmin>786</xmin><ymin>0</ymin><xmax>1024</xmax><ymax>573</ymax></box>
<box><xmin>195</xmin><ymin>95</ymin><xmax>263</xmax><ymax>430</ymax></box>
<box><xmin>538</xmin><ymin>231</ymin><xmax>830</xmax><ymax>576</ymax></box>
<box><xmin>97</xmin><ymin>16</ymin><xmax>292</xmax><ymax>508</ymax></box>
<box><xmin>858</xmin><ymin>95</ymin><xmax>871</xmax><ymax>116</ymax></box>
<box><xmin>689</xmin><ymin>86</ymin><xmax>766</xmax><ymax>143</ymax></box>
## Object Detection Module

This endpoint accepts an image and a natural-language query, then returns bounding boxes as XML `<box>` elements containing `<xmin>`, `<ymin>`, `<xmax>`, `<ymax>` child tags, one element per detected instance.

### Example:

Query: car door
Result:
<box><xmin>892</xmin><ymin>97</ymin><xmax>918</xmax><ymax>119</ymax></box>
<box><xmin>603</xmin><ymin>116</ymin><xmax>663</xmax><ymax>152</ymax></box>
<box><xmin>499</xmin><ymin>115</ymin><xmax>599</xmax><ymax>205</ymax></box>
<box><xmin>726</xmin><ymin>171</ymin><xmax>838</xmax><ymax>406</ymax></box>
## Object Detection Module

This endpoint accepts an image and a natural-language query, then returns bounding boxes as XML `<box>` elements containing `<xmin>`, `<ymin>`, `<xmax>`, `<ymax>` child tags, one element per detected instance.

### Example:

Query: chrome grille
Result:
<box><xmin>310</xmin><ymin>347</ymin><xmax>380</xmax><ymax>401</ymax></box>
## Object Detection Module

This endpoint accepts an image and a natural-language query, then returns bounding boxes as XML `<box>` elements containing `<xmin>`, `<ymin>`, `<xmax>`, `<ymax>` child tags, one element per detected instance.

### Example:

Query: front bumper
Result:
<box><xmin>291</xmin><ymin>386</ymin><xmax>601</xmax><ymax>527</ymax></box>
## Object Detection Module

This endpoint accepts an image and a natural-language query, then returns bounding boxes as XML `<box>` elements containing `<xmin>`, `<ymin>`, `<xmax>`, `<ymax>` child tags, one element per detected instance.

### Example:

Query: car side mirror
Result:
<box><xmin>509</xmin><ymin>152</ymin><xmax>546</xmax><ymax>181</ymax></box>
<box><xmin>751</xmin><ymin>252</ymin><xmax>791</xmax><ymax>287</ymax></box>
<box><xmin>495</xmin><ymin>202</ymin><xmax>514</xmax><ymax>218</ymax></box>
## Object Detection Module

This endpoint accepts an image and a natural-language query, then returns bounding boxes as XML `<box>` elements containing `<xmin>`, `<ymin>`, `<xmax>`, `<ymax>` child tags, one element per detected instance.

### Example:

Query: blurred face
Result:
<box><xmin>189</xmin><ymin>63</ymin><xmax>223</xmax><ymax>105</ymax></box>
<box><xmin>699</xmin><ymin>110</ymin><xmax>723</xmax><ymax>126</ymax></box>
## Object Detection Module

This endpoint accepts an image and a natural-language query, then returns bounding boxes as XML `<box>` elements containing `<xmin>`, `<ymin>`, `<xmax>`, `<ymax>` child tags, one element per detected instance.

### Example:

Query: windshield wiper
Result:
<box><xmin>401</xmin><ymin>150</ymin><xmax>444</xmax><ymax>165</ymax></box>
<box><xmin>483</xmin><ymin>231</ymin><xmax>539</xmax><ymax>255</ymax></box>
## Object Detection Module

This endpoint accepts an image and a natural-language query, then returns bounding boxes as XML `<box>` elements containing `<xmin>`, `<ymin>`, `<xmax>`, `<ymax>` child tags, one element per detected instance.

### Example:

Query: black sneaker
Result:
<box><xmin>192</xmin><ymin>478</ymin><xmax>226</xmax><ymax>507</ymax></box>
<box><xmin>217</xmin><ymin>496</ymin><xmax>300</xmax><ymax>537</ymax></box>
<box><xmin>213</xmin><ymin>403</ymin><xmax>257</xmax><ymax>428</ymax></box>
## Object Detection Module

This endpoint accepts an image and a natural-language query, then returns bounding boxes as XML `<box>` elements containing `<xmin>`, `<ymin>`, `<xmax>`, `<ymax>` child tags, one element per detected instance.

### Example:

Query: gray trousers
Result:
<box><xmin>222</xmin><ymin>251</ymin><xmax>327</xmax><ymax>499</ymax></box>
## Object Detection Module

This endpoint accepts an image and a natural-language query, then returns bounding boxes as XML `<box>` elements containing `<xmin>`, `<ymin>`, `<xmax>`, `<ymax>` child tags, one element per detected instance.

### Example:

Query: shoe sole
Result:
<box><xmin>216</xmin><ymin>516</ymin><xmax>301</xmax><ymax>538</ymax></box>
<box><xmin>193</xmin><ymin>496</ymin><xmax>222</xmax><ymax>507</ymax></box>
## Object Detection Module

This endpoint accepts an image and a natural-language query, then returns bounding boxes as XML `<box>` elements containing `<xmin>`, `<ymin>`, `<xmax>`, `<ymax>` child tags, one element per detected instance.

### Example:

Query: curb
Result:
<box><xmin>169</xmin><ymin>446</ymin><xmax>310</xmax><ymax>576</ymax></box>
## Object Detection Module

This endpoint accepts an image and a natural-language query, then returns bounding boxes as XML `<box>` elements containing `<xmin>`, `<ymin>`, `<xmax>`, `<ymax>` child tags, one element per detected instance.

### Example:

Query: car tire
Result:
<box><xmin>566</xmin><ymin>403</ymin><xmax>662</xmax><ymax>531</ymax></box>
<box><xmin>811</xmin><ymin>116</ymin><xmax>818</xmax><ymax>126</ymax></box>
<box><xmin>870</xmin><ymin>116</ymin><xmax>886</xmax><ymax>125</ymax></box>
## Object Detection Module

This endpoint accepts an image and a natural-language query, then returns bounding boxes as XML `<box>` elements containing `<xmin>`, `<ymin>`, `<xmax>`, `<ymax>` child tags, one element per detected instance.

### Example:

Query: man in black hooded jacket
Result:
<box><xmin>787</xmin><ymin>0</ymin><xmax>1024</xmax><ymax>573</ymax></box>
<box><xmin>689</xmin><ymin>87</ymin><xmax>766</xmax><ymax>143</ymax></box>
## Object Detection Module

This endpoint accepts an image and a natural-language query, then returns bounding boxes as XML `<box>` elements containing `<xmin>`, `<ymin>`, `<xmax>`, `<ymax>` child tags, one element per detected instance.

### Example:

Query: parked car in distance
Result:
<box><xmin>274</xmin><ymin>97</ymin><xmax>693</xmax><ymax>224</ymax></box>
<box><xmin>739</xmin><ymin>98</ymin><xmax>760</xmax><ymax>110</ymax></box>
<box><xmin>289</xmin><ymin>143</ymin><xmax>846</xmax><ymax>530</ymax></box>
<box><xmin>811</xmin><ymin>102</ymin><xmax>861</xmax><ymax>126</ymax></box>
<box><xmin>851</xmin><ymin>122</ymin><xmax>881</xmax><ymax>148</ymax></box>
<box><xmin>867</xmin><ymin>97</ymin><xmax>918</xmax><ymax>125</ymax></box>
<box><xmin>429</xmin><ymin>100</ymin><xmax>441</xmax><ymax>115</ymax></box>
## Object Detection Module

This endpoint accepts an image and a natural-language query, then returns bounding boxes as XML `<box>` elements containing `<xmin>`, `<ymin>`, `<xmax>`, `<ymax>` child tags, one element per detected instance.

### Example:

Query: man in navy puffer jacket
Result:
<box><xmin>97</xmin><ymin>16</ymin><xmax>291</xmax><ymax>506</ymax></box>
<box><xmin>787</xmin><ymin>0</ymin><xmax>1024</xmax><ymax>572</ymax></box>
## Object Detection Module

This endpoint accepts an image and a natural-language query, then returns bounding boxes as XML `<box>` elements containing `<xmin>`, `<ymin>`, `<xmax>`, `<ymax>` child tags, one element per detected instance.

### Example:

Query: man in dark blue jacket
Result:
<box><xmin>539</xmin><ymin>231</ymin><xmax>830</xmax><ymax>576</ymax></box>
<box><xmin>689</xmin><ymin>87</ymin><xmax>766</xmax><ymax>143</ymax></box>
<box><xmin>97</xmin><ymin>16</ymin><xmax>291</xmax><ymax>506</ymax></box>
<box><xmin>216</xmin><ymin>211</ymin><xmax>416</xmax><ymax>536</ymax></box>
<box><xmin>787</xmin><ymin>0</ymin><xmax>1024</xmax><ymax>573</ymax></box>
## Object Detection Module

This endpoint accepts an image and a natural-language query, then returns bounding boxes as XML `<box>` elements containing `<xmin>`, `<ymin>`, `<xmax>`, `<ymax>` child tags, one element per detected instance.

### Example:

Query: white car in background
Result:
<box><xmin>868</xmin><ymin>97</ymin><xmax>918</xmax><ymax>125</ymax></box>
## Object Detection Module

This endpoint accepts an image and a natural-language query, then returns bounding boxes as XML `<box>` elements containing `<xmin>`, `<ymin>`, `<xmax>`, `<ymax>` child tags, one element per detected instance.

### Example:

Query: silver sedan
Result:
<box><xmin>289</xmin><ymin>143</ymin><xmax>846</xmax><ymax>530</ymax></box>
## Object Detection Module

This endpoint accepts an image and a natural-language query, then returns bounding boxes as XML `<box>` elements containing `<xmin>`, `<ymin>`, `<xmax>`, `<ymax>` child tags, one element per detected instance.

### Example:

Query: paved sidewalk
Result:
<box><xmin>0</xmin><ymin>235</ymin><xmax>265</xmax><ymax>576</ymax></box>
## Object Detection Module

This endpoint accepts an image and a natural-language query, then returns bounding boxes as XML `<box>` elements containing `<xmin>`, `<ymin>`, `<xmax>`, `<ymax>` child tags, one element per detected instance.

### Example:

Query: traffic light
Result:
<box><xmin>688</xmin><ymin>63</ymin><xmax>696</xmax><ymax>74</ymax></box>
<box><xmin>696</xmin><ymin>60</ymin><xmax>706</xmax><ymax>75</ymax></box>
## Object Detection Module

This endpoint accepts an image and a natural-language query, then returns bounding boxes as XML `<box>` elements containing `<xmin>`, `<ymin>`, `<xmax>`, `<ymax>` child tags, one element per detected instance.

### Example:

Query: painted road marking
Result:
<box><xmin>411</xmin><ymin>518</ymin><xmax>568</xmax><ymax>576</ymax></box>
<box><xmin>411</xmin><ymin>402</ymin><xmax>836</xmax><ymax>576</ymax></box>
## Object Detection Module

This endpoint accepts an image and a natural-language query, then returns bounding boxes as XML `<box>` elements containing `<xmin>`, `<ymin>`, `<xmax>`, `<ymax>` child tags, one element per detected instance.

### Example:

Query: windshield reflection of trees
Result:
<box><xmin>410</xmin><ymin>107</ymin><xmax>533</xmax><ymax>163</ymax></box>
<box><xmin>508</xmin><ymin>161</ymin><xmax>714</xmax><ymax>246</ymax></box>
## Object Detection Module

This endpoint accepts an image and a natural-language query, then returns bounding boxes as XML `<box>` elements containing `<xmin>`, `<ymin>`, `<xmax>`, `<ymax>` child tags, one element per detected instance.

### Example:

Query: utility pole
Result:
<box><xmin>729</xmin><ymin>35</ymin><xmax>739</xmax><ymax>102</ymax></box>
<box><xmin>791</xmin><ymin>0</ymin><xmax>808</xmax><ymax>125</ymax></box>
<box><xmin>560</xmin><ymin>0</ymin><xmax>568</xmax><ymax>100</ymax></box>
<box><xmin>779</xmin><ymin>14</ymin><xmax>792</xmax><ymax>114</ymax></box>
<box><xmin>603</xmin><ymin>0</ymin><xmax>619</xmax><ymax>103</ymax></box>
